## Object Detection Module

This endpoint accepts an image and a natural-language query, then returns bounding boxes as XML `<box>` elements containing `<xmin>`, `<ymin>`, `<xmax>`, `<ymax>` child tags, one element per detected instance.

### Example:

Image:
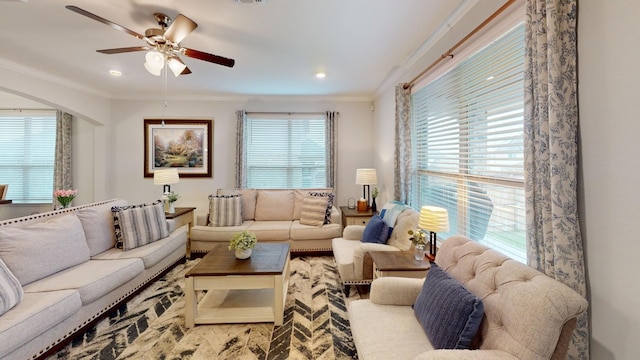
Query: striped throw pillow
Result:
<box><xmin>300</xmin><ymin>195</ymin><xmax>330</xmax><ymax>227</ymax></box>
<box><xmin>0</xmin><ymin>258</ymin><xmax>23</xmax><ymax>315</ymax></box>
<box><xmin>308</xmin><ymin>191</ymin><xmax>334</xmax><ymax>224</ymax></box>
<box><xmin>208</xmin><ymin>194</ymin><xmax>243</xmax><ymax>227</ymax></box>
<box><xmin>111</xmin><ymin>200</ymin><xmax>169</xmax><ymax>251</ymax></box>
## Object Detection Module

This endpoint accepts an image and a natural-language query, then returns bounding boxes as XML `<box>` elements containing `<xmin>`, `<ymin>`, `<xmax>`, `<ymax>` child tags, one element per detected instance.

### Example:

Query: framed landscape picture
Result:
<box><xmin>144</xmin><ymin>119</ymin><xmax>213</xmax><ymax>178</ymax></box>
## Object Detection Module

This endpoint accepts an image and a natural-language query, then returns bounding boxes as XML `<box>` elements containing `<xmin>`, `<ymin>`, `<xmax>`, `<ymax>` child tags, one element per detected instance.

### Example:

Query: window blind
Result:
<box><xmin>245</xmin><ymin>113</ymin><xmax>327</xmax><ymax>189</ymax></box>
<box><xmin>411</xmin><ymin>23</ymin><xmax>526</xmax><ymax>262</ymax></box>
<box><xmin>0</xmin><ymin>111</ymin><xmax>56</xmax><ymax>203</ymax></box>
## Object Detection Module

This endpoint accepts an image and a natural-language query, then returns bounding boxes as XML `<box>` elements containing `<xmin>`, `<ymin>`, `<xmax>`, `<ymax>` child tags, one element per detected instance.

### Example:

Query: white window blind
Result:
<box><xmin>245</xmin><ymin>113</ymin><xmax>328</xmax><ymax>189</ymax></box>
<box><xmin>411</xmin><ymin>23</ymin><xmax>526</xmax><ymax>262</ymax></box>
<box><xmin>0</xmin><ymin>111</ymin><xmax>56</xmax><ymax>203</ymax></box>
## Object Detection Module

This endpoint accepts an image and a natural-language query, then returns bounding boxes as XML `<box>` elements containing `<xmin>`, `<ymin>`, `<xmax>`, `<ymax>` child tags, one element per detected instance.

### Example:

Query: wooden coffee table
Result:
<box><xmin>184</xmin><ymin>243</ymin><xmax>290</xmax><ymax>328</ymax></box>
<box><xmin>370</xmin><ymin>251</ymin><xmax>430</xmax><ymax>280</ymax></box>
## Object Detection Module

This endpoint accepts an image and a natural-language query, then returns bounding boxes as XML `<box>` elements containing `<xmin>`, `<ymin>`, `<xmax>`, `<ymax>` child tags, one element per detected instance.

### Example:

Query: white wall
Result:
<box><xmin>110</xmin><ymin>98</ymin><xmax>374</xmax><ymax>218</ymax></box>
<box><xmin>579</xmin><ymin>0</ymin><xmax>640</xmax><ymax>358</ymax></box>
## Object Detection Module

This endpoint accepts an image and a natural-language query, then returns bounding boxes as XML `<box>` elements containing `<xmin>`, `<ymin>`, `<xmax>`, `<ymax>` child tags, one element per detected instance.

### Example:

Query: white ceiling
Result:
<box><xmin>0</xmin><ymin>0</ymin><xmax>469</xmax><ymax>100</ymax></box>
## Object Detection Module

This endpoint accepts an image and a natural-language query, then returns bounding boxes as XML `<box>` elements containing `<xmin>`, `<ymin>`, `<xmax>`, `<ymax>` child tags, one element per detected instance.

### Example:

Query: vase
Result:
<box><xmin>414</xmin><ymin>244</ymin><xmax>425</xmax><ymax>261</ymax></box>
<box><xmin>168</xmin><ymin>202</ymin><xmax>175</xmax><ymax>214</ymax></box>
<box><xmin>235</xmin><ymin>248</ymin><xmax>252</xmax><ymax>259</ymax></box>
<box><xmin>371</xmin><ymin>198</ymin><xmax>377</xmax><ymax>213</ymax></box>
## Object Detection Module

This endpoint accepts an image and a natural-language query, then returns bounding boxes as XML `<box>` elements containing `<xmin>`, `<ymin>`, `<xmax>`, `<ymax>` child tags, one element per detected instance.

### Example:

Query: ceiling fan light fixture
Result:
<box><xmin>144</xmin><ymin>62</ymin><xmax>162</xmax><ymax>76</ymax></box>
<box><xmin>168</xmin><ymin>57</ymin><xmax>187</xmax><ymax>77</ymax></box>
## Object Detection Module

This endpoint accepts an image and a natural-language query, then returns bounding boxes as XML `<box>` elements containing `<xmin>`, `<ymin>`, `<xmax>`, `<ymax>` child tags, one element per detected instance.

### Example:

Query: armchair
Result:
<box><xmin>332</xmin><ymin>203</ymin><xmax>419</xmax><ymax>292</ymax></box>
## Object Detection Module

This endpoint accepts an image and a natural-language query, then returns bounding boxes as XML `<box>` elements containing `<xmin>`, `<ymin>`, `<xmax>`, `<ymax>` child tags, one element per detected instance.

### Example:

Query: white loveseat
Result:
<box><xmin>189</xmin><ymin>188</ymin><xmax>342</xmax><ymax>256</ymax></box>
<box><xmin>348</xmin><ymin>235</ymin><xmax>589</xmax><ymax>360</ymax></box>
<box><xmin>0</xmin><ymin>199</ymin><xmax>187</xmax><ymax>360</ymax></box>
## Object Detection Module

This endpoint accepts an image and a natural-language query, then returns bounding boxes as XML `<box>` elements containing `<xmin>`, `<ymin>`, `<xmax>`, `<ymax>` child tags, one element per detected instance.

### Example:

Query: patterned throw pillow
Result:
<box><xmin>208</xmin><ymin>194</ymin><xmax>243</xmax><ymax>227</ymax></box>
<box><xmin>111</xmin><ymin>200</ymin><xmax>169</xmax><ymax>251</ymax></box>
<box><xmin>299</xmin><ymin>195</ymin><xmax>330</xmax><ymax>227</ymax></box>
<box><xmin>0</xmin><ymin>258</ymin><xmax>23</xmax><ymax>315</ymax></box>
<box><xmin>308</xmin><ymin>191</ymin><xmax>334</xmax><ymax>224</ymax></box>
<box><xmin>413</xmin><ymin>263</ymin><xmax>484</xmax><ymax>350</ymax></box>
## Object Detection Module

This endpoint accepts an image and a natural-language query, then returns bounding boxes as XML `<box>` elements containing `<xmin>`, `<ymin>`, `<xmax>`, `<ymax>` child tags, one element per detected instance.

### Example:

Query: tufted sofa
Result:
<box><xmin>189</xmin><ymin>188</ymin><xmax>342</xmax><ymax>256</ymax></box>
<box><xmin>348</xmin><ymin>235</ymin><xmax>588</xmax><ymax>360</ymax></box>
<box><xmin>0</xmin><ymin>199</ymin><xmax>187</xmax><ymax>360</ymax></box>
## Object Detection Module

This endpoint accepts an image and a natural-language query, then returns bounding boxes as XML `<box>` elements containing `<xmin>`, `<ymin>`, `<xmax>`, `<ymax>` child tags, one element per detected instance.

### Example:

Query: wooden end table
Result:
<box><xmin>370</xmin><ymin>251</ymin><xmax>430</xmax><ymax>280</ymax></box>
<box><xmin>340</xmin><ymin>206</ymin><xmax>375</xmax><ymax>229</ymax></box>
<box><xmin>165</xmin><ymin>207</ymin><xmax>196</xmax><ymax>258</ymax></box>
<box><xmin>184</xmin><ymin>243</ymin><xmax>290</xmax><ymax>328</ymax></box>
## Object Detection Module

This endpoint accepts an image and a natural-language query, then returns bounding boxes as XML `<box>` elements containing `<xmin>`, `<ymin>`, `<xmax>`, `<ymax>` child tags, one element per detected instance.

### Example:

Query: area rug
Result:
<box><xmin>47</xmin><ymin>256</ymin><xmax>361</xmax><ymax>360</ymax></box>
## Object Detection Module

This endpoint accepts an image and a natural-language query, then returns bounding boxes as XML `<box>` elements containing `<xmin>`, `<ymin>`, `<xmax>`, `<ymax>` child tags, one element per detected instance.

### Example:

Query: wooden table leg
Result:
<box><xmin>185</xmin><ymin>277</ymin><xmax>196</xmax><ymax>328</ymax></box>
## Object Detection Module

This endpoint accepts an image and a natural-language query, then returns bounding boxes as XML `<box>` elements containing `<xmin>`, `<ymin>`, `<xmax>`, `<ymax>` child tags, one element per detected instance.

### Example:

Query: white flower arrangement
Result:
<box><xmin>228</xmin><ymin>230</ymin><xmax>257</xmax><ymax>250</ymax></box>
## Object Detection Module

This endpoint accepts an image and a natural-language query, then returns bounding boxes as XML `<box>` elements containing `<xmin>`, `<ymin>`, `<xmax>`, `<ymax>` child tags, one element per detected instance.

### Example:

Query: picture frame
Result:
<box><xmin>143</xmin><ymin>119</ymin><xmax>213</xmax><ymax>178</ymax></box>
<box><xmin>0</xmin><ymin>184</ymin><xmax>7</xmax><ymax>200</ymax></box>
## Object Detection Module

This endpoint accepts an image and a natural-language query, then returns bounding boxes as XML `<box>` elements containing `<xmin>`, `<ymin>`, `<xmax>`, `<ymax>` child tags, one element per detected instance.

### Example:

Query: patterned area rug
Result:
<box><xmin>47</xmin><ymin>256</ymin><xmax>361</xmax><ymax>360</ymax></box>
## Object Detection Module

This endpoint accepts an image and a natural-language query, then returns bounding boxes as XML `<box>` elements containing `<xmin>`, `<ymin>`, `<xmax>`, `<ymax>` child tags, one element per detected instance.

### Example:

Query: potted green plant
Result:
<box><xmin>166</xmin><ymin>191</ymin><xmax>180</xmax><ymax>213</ymax></box>
<box><xmin>408</xmin><ymin>229</ymin><xmax>427</xmax><ymax>260</ymax></box>
<box><xmin>229</xmin><ymin>230</ymin><xmax>257</xmax><ymax>259</ymax></box>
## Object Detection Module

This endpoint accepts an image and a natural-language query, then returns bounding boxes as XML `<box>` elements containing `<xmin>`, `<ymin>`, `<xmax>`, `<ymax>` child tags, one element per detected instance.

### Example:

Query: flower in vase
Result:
<box><xmin>167</xmin><ymin>191</ymin><xmax>180</xmax><ymax>203</ymax></box>
<box><xmin>54</xmin><ymin>189</ymin><xmax>78</xmax><ymax>208</ymax></box>
<box><xmin>228</xmin><ymin>230</ymin><xmax>257</xmax><ymax>250</ymax></box>
<box><xmin>408</xmin><ymin>229</ymin><xmax>427</xmax><ymax>246</ymax></box>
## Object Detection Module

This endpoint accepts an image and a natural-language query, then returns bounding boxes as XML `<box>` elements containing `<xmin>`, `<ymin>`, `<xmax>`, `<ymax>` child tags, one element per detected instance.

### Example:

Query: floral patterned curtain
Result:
<box><xmin>524</xmin><ymin>1</ymin><xmax>588</xmax><ymax>358</ymax></box>
<box><xmin>53</xmin><ymin>110</ymin><xmax>72</xmax><ymax>192</ymax></box>
<box><xmin>394</xmin><ymin>84</ymin><xmax>412</xmax><ymax>204</ymax></box>
<box><xmin>325</xmin><ymin>111</ymin><xmax>338</xmax><ymax>190</ymax></box>
<box><xmin>235</xmin><ymin>110</ymin><xmax>247</xmax><ymax>189</ymax></box>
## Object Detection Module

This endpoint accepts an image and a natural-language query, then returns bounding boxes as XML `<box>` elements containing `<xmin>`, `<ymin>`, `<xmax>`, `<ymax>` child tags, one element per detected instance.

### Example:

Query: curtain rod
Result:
<box><xmin>245</xmin><ymin>111</ymin><xmax>336</xmax><ymax>115</ymax></box>
<box><xmin>404</xmin><ymin>0</ymin><xmax>516</xmax><ymax>90</ymax></box>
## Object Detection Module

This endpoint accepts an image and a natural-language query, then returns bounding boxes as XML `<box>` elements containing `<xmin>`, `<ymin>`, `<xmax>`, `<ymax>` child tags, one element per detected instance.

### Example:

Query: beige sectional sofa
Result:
<box><xmin>348</xmin><ymin>235</ymin><xmax>589</xmax><ymax>360</ymax></box>
<box><xmin>189</xmin><ymin>188</ymin><xmax>342</xmax><ymax>256</ymax></box>
<box><xmin>0</xmin><ymin>199</ymin><xmax>187</xmax><ymax>360</ymax></box>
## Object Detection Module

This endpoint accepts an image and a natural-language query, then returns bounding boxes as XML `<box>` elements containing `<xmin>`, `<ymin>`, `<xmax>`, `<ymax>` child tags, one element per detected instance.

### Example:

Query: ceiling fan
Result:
<box><xmin>66</xmin><ymin>5</ymin><xmax>235</xmax><ymax>77</ymax></box>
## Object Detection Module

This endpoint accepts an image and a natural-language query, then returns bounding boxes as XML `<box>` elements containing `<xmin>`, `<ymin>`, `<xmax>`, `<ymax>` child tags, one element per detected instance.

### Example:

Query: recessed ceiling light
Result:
<box><xmin>109</xmin><ymin>70</ymin><xmax>122</xmax><ymax>77</ymax></box>
<box><xmin>315</xmin><ymin>72</ymin><xmax>326</xmax><ymax>79</ymax></box>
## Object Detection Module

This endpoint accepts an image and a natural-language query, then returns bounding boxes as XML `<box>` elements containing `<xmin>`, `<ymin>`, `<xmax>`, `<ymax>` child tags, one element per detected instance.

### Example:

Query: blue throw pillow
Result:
<box><xmin>413</xmin><ymin>263</ymin><xmax>484</xmax><ymax>349</ymax></box>
<box><xmin>361</xmin><ymin>214</ymin><xmax>391</xmax><ymax>244</ymax></box>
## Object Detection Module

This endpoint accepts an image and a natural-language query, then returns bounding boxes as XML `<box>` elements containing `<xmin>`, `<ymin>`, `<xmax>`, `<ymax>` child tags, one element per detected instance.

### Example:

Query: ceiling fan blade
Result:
<box><xmin>183</xmin><ymin>48</ymin><xmax>235</xmax><ymax>68</ymax></box>
<box><xmin>97</xmin><ymin>46</ymin><xmax>149</xmax><ymax>54</ymax></box>
<box><xmin>164</xmin><ymin>14</ymin><xmax>197</xmax><ymax>44</ymax></box>
<box><xmin>66</xmin><ymin>5</ymin><xmax>144</xmax><ymax>40</ymax></box>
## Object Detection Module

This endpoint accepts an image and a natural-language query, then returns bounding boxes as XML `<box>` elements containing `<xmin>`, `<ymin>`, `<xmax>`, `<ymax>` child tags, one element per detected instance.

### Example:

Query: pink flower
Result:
<box><xmin>54</xmin><ymin>189</ymin><xmax>78</xmax><ymax>208</ymax></box>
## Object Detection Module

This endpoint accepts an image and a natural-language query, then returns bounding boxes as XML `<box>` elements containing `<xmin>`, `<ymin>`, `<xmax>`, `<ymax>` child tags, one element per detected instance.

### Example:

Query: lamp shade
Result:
<box><xmin>355</xmin><ymin>168</ymin><xmax>377</xmax><ymax>185</ymax></box>
<box><xmin>153</xmin><ymin>168</ymin><xmax>179</xmax><ymax>186</ymax></box>
<box><xmin>168</xmin><ymin>56</ymin><xmax>187</xmax><ymax>77</ymax></box>
<box><xmin>418</xmin><ymin>206</ymin><xmax>450</xmax><ymax>233</ymax></box>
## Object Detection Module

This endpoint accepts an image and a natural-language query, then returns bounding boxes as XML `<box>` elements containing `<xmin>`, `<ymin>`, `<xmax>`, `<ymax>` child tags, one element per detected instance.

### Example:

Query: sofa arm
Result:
<box><xmin>369</xmin><ymin>277</ymin><xmax>424</xmax><ymax>306</ymax></box>
<box><xmin>343</xmin><ymin>225</ymin><xmax>365</xmax><ymax>240</ymax></box>
<box><xmin>330</xmin><ymin>206</ymin><xmax>341</xmax><ymax>225</ymax></box>
<box><xmin>414</xmin><ymin>350</ymin><xmax>519</xmax><ymax>360</ymax></box>
<box><xmin>352</xmin><ymin>243</ymin><xmax>400</xmax><ymax>280</ymax></box>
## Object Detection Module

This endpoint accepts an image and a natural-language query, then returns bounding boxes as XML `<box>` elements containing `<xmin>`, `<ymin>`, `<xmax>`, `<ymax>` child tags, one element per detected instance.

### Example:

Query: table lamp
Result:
<box><xmin>418</xmin><ymin>206</ymin><xmax>449</xmax><ymax>260</ymax></box>
<box><xmin>153</xmin><ymin>168</ymin><xmax>179</xmax><ymax>198</ymax></box>
<box><xmin>355</xmin><ymin>168</ymin><xmax>377</xmax><ymax>210</ymax></box>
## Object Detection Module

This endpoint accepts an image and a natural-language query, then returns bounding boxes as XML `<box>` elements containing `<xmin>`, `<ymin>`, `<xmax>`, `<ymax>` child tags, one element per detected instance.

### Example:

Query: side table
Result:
<box><xmin>340</xmin><ymin>206</ymin><xmax>375</xmax><ymax>229</ymax></box>
<box><xmin>165</xmin><ymin>207</ymin><xmax>196</xmax><ymax>258</ymax></box>
<box><xmin>370</xmin><ymin>251</ymin><xmax>430</xmax><ymax>280</ymax></box>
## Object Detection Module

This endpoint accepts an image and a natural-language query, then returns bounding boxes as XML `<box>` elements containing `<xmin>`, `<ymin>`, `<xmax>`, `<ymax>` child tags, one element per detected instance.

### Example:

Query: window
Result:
<box><xmin>0</xmin><ymin>111</ymin><xmax>57</xmax><ymax>203</ymax></box>
<box><xmin>243</xmin><ymin>113</ymin><xmax>328</xmax><ymax>189</ymax></box>
<box><xmin>411</xmin><ymin>23</ymin><xmax>526</xmax><ymax>262</ymax></box>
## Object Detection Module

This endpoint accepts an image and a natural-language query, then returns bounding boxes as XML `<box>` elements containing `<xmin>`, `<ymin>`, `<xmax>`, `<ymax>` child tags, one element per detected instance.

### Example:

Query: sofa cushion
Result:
<box><xmin>255</xmin><ymin>190</ymin><xmax>294</xmax><ymax>221</ymax></box>
<box><xmin>308</xmin><ymin>191</ymin><xmax>335</xmax><ymax>224</ymax></box>
<box><xmin>361</xmin><ymin>214</ymin><xmax>391</xmax><ymax>244</ymax></box>
<box><xmin>208</xmin><ymin>194</ymin><xmax>243</xmax><ymax>227</ymax></box>
<box><xmin>293</xmin><ymin>188</ymin><xmax>334</xmax><ymax>219</ymax></box>
<box><xmin>92</xmin><ymin>226</ymin><xmax>187</xmax><ymax>269</ymax></box>
<box><xmin>247</xmin><ymin>221</ymin><xmax>292</xmax><ymax>241</ymax></box>
<box><xmin>0</xmin><ymin>214</ymin><xmax>91</xmax><ymax>286</ymax></box>
<box><xmin>112</xmin><ymin>200</ymin><xmax>169</xmax><ymax>251</ymax></box>
<box><xmin>76</xmin><ymin>199</ymin><xmax>128</xmax><ymax>256</ymax></box>
<box><xmin>0</xmin><ymin>258</ymin><xmax>23</xmax><ymax>315</ymax></box>
<box><xmin>387</xmin><ymin>209</ymin><xmax>419</xmax><ymax>251</ymax></box>
<box><xmin>217</xmin><ymin>188</ymin><xmax>257</xmax><ymax>220</ymax></box>
<box><xmin>413</xmin><ymin>262</ymin><xmax>484</xmax><ymax>350</ymax></box>
<box><xmin>24</xmin><ymin>258</ymin><xmax>144</xmax><ymax>305</ymax></box>
<box><xmin>0</xmin><ymin>290</ymin><xmax>81</xmax><ymax>359</ymax></box>
<box><xmin>299</xmin><ymin>195</ymin><xmax>330</xmax><ymax>226</ymax></box>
